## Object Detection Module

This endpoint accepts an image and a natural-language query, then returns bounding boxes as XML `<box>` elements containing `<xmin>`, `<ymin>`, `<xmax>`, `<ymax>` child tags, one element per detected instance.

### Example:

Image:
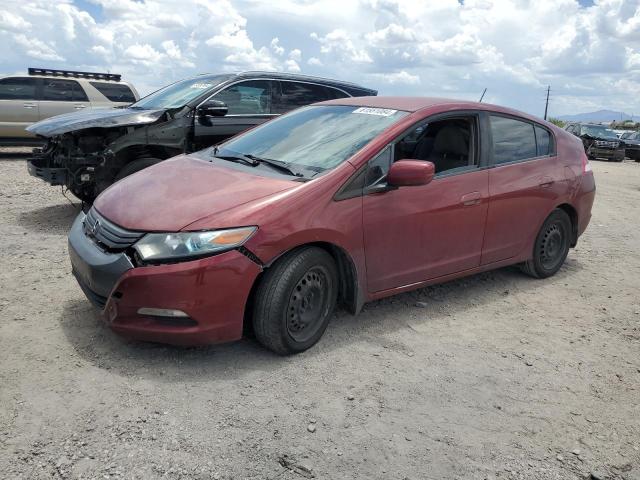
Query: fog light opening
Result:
<box><xmin>137</xmin><ymin>307</ymin><xmax>189</xmax><ymax>318</ymax></box>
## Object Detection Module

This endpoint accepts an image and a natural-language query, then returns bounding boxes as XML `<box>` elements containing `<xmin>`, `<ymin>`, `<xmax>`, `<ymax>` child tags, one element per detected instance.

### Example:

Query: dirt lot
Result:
<box><xmin>0</xmin><ymin>149</ymin><xmax>638</xmax><ymax>480</ymax></box>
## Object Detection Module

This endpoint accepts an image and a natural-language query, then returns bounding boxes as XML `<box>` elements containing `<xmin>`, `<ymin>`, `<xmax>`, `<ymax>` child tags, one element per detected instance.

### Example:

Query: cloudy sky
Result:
<box><xmin>1</xmin><ymin>0</ymin><xmax>639</xmax><ymax>117</ymax></box>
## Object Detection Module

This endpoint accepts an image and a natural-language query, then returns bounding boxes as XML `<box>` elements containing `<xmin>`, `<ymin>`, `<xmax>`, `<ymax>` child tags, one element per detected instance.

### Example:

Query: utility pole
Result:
<box><xmin>544</xmin><ymin>85</ymin><xmax>550</xmax><ymax>120</ymax></box>
<box><xmin>479</xmin><ymin>88</ymin><xmax>487</xmax><ymax>103</ymax></box>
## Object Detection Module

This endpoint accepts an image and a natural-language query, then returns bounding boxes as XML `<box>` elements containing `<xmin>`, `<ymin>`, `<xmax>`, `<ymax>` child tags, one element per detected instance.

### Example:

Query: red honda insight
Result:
<box><xmin>68</xmin><ymin>97</ymin><xmax>596</xmax><ymax>354</ymax></box>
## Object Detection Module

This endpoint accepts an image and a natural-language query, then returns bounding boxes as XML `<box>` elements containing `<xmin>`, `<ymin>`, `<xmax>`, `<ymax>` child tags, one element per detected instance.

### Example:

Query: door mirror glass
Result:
<box><xmin>387</xmin><ymin>159</ymin><xmax>435</xmax><ymax>187</ymax></box>
<box><xmin>197</xmin><ymin>99</ymin><xmax>228</xmax><ymax>117</ymax></box>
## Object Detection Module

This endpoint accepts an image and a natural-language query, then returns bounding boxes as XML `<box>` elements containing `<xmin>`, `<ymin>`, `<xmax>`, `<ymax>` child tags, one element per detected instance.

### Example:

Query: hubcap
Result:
<box><xmin>540</xmin><ymin>223</ymin><xmax>565</xmax><ymax>270</ymax></box>
<box><xmin>286</xmin><ymin>267</ymin><xmax>330</xmax><ymax>343</ymax></box>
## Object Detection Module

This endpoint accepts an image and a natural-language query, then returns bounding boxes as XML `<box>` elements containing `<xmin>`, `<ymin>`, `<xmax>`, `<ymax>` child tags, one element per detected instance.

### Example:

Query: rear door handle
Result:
<box><xmin>74</xmin><ymin>104</ymin><xmax>87</xmax><ymax>110</ymax></box>
<box><xmin>461</xmin><ymin>191</ymin><xmax>482</xmax><ymax>206</ymax></box>
<box><xmin>23</xmin><ymin>103</ymin><xmax>36</xmax><ymax>109</ymax></box>
<box><xmin>539</xmin><ymin>176</ymin><xmax>554</xmax><ymax>188</ymax></box>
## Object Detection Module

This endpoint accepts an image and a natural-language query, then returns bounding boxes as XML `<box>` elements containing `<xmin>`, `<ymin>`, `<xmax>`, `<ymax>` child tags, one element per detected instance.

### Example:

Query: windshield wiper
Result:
<box><xmin>211</xmin><ymin>147</ymin><xmax>259</xmax><ymax>167</ymax></box>
<box><xmin>243</xmin><ymin>154</ymin><xmax>304</xmax><ymax>178</ymax></box>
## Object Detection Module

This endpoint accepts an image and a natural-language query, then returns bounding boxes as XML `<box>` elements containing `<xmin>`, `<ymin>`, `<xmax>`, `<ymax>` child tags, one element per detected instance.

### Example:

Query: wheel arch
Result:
<box><xmin>243</xmin><ymin>241</ymin><xmax>362</xmax><ymax>334</ymax></box>
<box><xmin>555</xmin><ymin>203</ymin><xmax>578</xmax><ymax>247</ymax></box>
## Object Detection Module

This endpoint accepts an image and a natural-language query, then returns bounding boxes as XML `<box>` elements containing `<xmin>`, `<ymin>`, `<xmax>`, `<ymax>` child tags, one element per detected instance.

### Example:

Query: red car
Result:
<box><xmin>68</xmin><ymin>97</ymin><xmax>596</xmax><ymax>354</ymax></box>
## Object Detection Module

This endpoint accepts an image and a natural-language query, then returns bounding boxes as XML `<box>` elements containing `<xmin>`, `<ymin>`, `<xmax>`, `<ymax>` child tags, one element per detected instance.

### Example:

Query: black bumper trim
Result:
<box><xmin>68</xmin><ymin>212</ymin><xmax>134</xmax><ymax>305</ymax></box>
<box><xmin>27</xmin><ymin>156</ymin><xmax>67</xmax><ymax>186</ymax></box>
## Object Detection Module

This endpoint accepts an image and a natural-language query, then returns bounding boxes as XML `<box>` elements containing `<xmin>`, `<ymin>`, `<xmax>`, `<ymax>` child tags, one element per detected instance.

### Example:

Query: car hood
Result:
<box><xmin>93</xmin><ymin>155</ymin><xmax>300</xmax><ymax>232</ymax></box>
<box><xmin>26</xmin><ymin>107</ymin><xmax>165</xmax><ymax>137</ymax></box>
<box><xmin>623</xmin><ymin>139</ymin><xmax>640</xmax><ymax>146</ymax></box>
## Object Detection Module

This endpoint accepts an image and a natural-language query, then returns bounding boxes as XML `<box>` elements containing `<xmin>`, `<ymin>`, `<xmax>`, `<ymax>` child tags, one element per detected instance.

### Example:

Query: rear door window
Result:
<box><xmin>212</xmin><ymin>80</ymin><xmax>271</xmax><ymax>115</ymax></box>
<box><xmin>90</xmin><ymin>82</ymin><xmax>136</xmax><ymax>102</ymax></box>
<box><xmin>0</xmin><ymin>77</ymin><xmax>38</xmax><ymax>100</ymax></box>
<box><xmin>273</xmin><ymin>81</ymin><xmax>337</xmax><ymax>114</ymax></box>
<box><xmin>490</xmin><ymin>115</ymin><xmax>537</xmax><ymax>164</ymax></box>
<box><xmin>42</xmin><ymin>79</ymin><xmax>88</xmax><ymax>102</ymax></box>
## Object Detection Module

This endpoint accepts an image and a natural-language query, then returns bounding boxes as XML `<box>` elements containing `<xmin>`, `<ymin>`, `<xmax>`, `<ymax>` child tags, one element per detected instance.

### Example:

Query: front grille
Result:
<box><xmin>594</xmin><ymin>140</ymin><xmax>619</xmax><ymax>149</ymax></box>
<box><xmin>84</xmin><ymin>207</ymin><xmax>144</xmax><ymax>251</ymax></box>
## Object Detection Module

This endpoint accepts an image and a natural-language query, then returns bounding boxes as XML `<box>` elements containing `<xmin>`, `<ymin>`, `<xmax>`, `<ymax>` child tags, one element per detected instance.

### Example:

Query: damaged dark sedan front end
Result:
<box><xmin>26</xmin><ymin>72</ymin><xmax>377</xmax><ymax>202</ymax></box>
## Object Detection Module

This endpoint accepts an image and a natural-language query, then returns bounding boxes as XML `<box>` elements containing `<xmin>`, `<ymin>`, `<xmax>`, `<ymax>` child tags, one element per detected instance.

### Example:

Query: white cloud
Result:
<box><xmin>370</xmin><ymin>70</ymin><xmax>420</xmax><ymax>85</ymax></box>
<box><xmin>284</xmin><ymin>59</ymin><xmax>301</xmax><ymax>72</ymax></box>
<box><xmin>289</xmin><ymin>48</ymin><xmax>302</xmax><ymax>61</ymax></box>
<box><xmin>311</xmin><ymin>29</ymin><xmax>372</xmax><ymax>63</ymax></box>
<box><xmin>1</xmin><ymin>0</ymin><xmax>640</xmax><ymax>116</ymax></box>
<box><xmin>270</xmin><ymin>37</ymin><xmax>284</xmax><ymax>56</ymax></box>
<box><xmin>0</xmin><ymin>10</ymin><xmax>31</xmax><ymax>31</ymax></box>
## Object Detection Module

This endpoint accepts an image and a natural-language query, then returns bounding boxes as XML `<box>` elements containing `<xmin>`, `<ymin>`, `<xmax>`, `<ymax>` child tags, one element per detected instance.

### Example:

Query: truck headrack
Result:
<box><xmin>28</xmin><ymin>68</ymin><xmax>121</xmax><ymax>82</ymax></box>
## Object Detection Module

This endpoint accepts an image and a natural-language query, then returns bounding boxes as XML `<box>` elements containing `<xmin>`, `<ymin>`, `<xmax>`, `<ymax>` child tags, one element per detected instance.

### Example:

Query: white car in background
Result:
<box><xmin>0</xmin><ymin>68</ymin><xmax>139</xmax><ymax>145</ymax></box>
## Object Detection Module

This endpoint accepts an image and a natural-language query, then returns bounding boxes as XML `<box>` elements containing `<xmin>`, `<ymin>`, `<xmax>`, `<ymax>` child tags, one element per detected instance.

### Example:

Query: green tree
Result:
<box><xmin>548</xmin><ymin>118</ymin><xmax>566</xmax><ymax>128</ymax></box>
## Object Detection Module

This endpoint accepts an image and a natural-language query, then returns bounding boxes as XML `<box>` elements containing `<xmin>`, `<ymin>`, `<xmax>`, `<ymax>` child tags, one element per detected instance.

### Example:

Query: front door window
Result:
<box><xmin>212</xmin><ymin>80</ymin><xmax>271</xmax><ymax>115</ymax></box>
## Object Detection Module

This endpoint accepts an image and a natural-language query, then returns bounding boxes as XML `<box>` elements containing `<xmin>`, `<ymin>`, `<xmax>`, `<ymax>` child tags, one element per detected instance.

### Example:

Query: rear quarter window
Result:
<box><xmin>90</xmin><ymin>82</ymin><xmax>136</xmax><ymax>103</ymax></box>
<box><xmin>534</xmin><ymin>126</ymin><xmax>553</xmax><ymax>156</ymax></box>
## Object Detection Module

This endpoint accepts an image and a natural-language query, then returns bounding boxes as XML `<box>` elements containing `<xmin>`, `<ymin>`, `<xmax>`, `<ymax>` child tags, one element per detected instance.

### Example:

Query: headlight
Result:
<box><xmin>133</xmin><ymin>226</ymin><xmax>257</xmax><ymax>262</ymax></box>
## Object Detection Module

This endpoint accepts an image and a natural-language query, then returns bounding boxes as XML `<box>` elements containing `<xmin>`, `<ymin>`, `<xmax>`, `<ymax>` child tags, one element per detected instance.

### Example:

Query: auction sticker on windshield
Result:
<box><xmin>352</xmin><ymin>107</ymin><xmax>398</xmax><ymax>116</ymax></box>
<box><xmin>190</xmin><ymin>83</ymin><xmax>213</xmax><ymax>89</ymax></box>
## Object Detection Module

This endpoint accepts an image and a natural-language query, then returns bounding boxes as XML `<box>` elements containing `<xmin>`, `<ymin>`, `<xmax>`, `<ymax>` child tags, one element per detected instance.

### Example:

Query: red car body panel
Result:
<box><xmin>75</xmin><ymin>97</ymin><xmax>595</xmax><ymax>346</ymax></box>
<box><xmin>95</xmin><ymin>156</ymin><xmax>299</xmax><ymax>232</ymax></box>
<box><xmin>106</xmin><ymin>250</ymin><xmax>261</xmax><ymax>345</ymax></box>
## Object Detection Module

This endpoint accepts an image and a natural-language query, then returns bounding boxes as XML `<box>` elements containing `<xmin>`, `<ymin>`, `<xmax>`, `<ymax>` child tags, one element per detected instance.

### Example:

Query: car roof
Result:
<box><xmin>189</xmin><ymin>71</ymin><xmax>376</xmax><ymax>94</ymax></box>
<box><xmin>319</xmin><ymin>96</ymin><xmax>553</xmax><ymax>125</ymax></box>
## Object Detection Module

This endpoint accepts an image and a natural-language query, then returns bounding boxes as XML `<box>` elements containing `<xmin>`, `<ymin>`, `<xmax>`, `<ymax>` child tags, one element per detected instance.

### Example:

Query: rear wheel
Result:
<box><xmin>521</xmin><ymin>209</ymin><xmax>571</xmax><ymax>279</ymax></box>
<box><xmin>252</xmin><ymin>247</ymin><xmax>338</xmax><ymax>355</ymax></box>
<box><xmin>115</xmin><ymin>157</ymin><xmax>162</xmax><ymax>182</ymax></box>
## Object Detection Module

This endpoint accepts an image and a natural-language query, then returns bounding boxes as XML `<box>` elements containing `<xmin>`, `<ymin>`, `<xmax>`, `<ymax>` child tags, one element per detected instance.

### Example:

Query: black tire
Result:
<box><xmin>521</xmin><ymin>209</ymin><xmax>571</xmax><ymax>279</ymax></box>
<box><xmin>252</xmin><ymin>247</ymin><xmax>338</xmax><ymax>355</ymax></box>
<box><xmin>114</xmin><ymin>157</ymin><xmax>162</xmax><ymax>182</ymax></box>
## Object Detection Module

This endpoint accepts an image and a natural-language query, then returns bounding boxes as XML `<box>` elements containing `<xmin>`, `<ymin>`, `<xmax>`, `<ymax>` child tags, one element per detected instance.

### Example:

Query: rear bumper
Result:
<box><xmin>27</xmin><ymin>155</ymin><xmax>67</xmax><ymax>186</ymax></box>
<box><xmin>576</xmin><ymin>172</ymin><xmax>596</xmax><ymax>238</ymax></box>
<box><xmin>68</xmin><ymin>212</ymin><xmax>262</xmax><ymax>346</ymax></box>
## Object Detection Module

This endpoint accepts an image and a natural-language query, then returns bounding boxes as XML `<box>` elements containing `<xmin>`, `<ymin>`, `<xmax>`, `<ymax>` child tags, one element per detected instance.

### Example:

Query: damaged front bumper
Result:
<box><xmin>27</xmin><ymin>150</ymin><xmax>67</xmax><ymax>186</ymax></box>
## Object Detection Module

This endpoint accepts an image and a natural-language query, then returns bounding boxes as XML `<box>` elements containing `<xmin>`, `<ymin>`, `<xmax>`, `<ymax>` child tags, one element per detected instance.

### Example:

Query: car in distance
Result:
<box><xmin>565</xmin><ymin>122</ymin><xmax>624</xmax><ymax>162</ymax></box>
<box><xmin>0</xmin><ymin>68</ymin><xmax>138</xmax><ymax>145</ymax></box>
<box><xmin>68</xmin><ymin>97</ymin><xmax>596</xmax><ymax>354</ymax></box>
<box><xmin>619</xmin><ymin>131</ymin><xmax>640</xmax><ymax>161</ymax></box>
<box><xmin>27</xmin><ymin>71</ymin><xmax>377</xmax><ymax>202</ymax></box>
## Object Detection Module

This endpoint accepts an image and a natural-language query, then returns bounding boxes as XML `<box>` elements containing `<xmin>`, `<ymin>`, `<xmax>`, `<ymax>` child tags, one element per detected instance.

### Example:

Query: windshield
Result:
<box><xmin>130</xmin><ymin>75</ymin><xmax>228</xmax><ymax>110</ymax></box>
<box><xmin>216</xmin><ymin>105</ymin><xmax>407</xmax><ymax>174</ymax></box>
<box><xmin>582</xmin><ymin>125</ymin><xmax>618</xmax><ymax>139</ymax></box>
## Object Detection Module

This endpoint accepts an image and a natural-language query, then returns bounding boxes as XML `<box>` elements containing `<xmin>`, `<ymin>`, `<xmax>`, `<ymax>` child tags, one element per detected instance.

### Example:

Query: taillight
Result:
<box><xmin>582</xmin><ymin>153</ymin><xmax>592</xmax><ymax>173</ymax></box>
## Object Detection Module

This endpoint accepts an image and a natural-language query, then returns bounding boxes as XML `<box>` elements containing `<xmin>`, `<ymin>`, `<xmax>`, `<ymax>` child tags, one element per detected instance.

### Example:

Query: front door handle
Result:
<box><xmin>461</xmin><ymin>191</ymin><xmax>482</xmax><ymax>206</ymax></box>
<box><xmin>23</xmin><ymin>103</ymin><xmax>36</xmax><ymax>109</ymax></box>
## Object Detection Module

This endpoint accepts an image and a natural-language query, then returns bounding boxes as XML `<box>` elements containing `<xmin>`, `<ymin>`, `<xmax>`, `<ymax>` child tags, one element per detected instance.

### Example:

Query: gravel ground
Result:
<box><xmin>0</xmin><ymin>147</ymin><xmax>639</xmax><ymax>480</ymax></box>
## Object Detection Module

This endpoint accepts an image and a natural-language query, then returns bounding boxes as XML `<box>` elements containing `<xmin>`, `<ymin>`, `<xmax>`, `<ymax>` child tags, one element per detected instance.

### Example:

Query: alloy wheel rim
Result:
<box><xmin>286</xmin><ymin>266</ymin><xmax>330</xmax><ymax>343</ymax></box>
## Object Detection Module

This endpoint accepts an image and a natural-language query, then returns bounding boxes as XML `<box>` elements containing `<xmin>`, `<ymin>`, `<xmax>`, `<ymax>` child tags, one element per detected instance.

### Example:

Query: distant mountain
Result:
<box><xmin>557</xmin><ymin>110</ymin><xmax>640</xmax><ymax>123</ymax></box>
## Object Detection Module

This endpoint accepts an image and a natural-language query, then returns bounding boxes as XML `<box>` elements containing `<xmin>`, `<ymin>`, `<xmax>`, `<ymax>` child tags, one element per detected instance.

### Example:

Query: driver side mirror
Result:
<box><xmin>387</xmin><ymin>159</ymin><xmax>435</xmax><ymax>187</ymax></box>
<box><xmin>197</xmin><ymin>99</ymin><xmax>228</xmax><ymax>118</ymax></box>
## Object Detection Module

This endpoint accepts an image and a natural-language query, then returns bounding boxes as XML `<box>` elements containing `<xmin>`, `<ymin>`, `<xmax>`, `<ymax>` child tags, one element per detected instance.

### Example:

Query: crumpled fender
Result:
<box><xmin>26</xmin><ymin>107</ymin><xmax>166</xmax><ymax>137</ymax></box>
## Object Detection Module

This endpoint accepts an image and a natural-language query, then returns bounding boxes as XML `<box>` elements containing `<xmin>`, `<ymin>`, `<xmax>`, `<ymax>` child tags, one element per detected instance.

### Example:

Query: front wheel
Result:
<box><xmin>521</xmin><ymin>209</ymin><xmax>571</xmax><ymax>279</ymax></box>
<box><xmin>252</xmin><ymin>247</ymin><xmax>338</xmax><ymax>355</ymax></box>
